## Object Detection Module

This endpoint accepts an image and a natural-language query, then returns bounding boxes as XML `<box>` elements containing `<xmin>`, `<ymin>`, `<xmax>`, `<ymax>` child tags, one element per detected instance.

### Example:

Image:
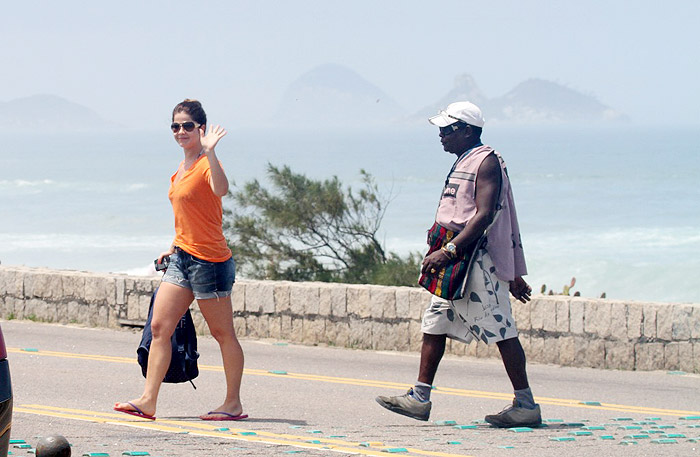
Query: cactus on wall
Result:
<box><xmin>539</xmin><ymin>277</ymin><xmax>605</xmax><ymax>298</ymax></box>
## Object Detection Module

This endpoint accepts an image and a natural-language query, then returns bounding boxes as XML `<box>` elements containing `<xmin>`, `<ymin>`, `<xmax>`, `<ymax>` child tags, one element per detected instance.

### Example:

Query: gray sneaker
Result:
<box><xmin>484</xmin><ymin>400</ymin><xmax>542</xmax><ymax>428</ymax></box>
<box><xmin>375</xmin><ymin>388</ymin><xmax>431</xmax><ymax>421</ymax></box>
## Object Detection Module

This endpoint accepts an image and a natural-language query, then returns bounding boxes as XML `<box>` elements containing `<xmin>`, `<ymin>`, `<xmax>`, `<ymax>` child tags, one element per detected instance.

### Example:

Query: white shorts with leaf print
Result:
<box><xmin>421</xmin><ymin>248</ymin><xmax>518</xmax><ymax>345</ymax></box>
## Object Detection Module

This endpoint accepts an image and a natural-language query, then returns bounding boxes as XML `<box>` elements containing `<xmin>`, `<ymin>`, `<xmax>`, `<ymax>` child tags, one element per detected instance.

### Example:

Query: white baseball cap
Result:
<box><xmin>428</xmin><ymin>101</ymin><xmax>485</xmax><ymax>128</ymax></box>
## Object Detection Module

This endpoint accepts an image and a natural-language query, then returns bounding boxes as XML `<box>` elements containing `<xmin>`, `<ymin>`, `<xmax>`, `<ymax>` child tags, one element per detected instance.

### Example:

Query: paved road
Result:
<box><xmin>2</xmin><ymin>320</ymin><xmax>700</xmax><ymax>457</ymax></box>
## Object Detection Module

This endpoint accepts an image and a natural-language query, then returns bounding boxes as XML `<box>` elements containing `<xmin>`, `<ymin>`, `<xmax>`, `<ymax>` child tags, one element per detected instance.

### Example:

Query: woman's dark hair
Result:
<box><xmin>172</xmin><ymin>99</ymin><xmax>207</xmax><ymax>126</ymax></box>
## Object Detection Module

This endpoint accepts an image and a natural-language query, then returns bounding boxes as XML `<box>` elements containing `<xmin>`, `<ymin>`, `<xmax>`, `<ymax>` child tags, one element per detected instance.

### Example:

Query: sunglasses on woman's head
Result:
<box><xmin>171</xmin><ymin>121</ymin><xmax>200</xmax><ymax>133</ymax></box>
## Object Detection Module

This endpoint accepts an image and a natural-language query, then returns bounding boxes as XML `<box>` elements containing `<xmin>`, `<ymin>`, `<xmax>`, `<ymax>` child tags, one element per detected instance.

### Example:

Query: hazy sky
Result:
<box><xmin>3</xmin><ymin>0</ymin><xmax>699</xmax><ymax>128</ymax></box>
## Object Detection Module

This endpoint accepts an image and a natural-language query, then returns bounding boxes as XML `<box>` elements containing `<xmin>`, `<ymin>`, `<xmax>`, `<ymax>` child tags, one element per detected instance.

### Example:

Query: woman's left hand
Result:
<box><xmin>200</xmin><ymin>124</ymin><xmax>227</xmax><ymax>154</ymax></box>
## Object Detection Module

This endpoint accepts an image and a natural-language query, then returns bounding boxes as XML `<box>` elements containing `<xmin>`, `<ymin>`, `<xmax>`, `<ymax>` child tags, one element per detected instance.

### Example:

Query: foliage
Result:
<box><xmin>224</xmin><ymin>164</ymin><xmax>422</xmax><ymax>286</ymax></box>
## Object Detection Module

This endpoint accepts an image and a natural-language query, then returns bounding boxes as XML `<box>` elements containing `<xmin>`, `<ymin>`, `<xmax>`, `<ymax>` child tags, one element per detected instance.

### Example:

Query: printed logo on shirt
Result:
<box><xmin>442</xmin><ymin>183</ymin><xmax>459</xmax><ymax>198</ymax></box>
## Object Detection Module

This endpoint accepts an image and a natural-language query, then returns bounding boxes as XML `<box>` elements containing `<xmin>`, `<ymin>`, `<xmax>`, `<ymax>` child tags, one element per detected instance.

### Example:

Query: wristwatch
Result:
<box><xmin>442</xmin><ymin>242</ymin><xmax>457</xmax><ymax>259</ymax></box>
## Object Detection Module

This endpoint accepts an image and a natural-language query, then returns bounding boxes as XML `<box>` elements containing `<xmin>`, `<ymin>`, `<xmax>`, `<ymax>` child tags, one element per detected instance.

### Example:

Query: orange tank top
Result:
<box><xmin>169</xmin><ymin>155</ymin><xmax>232</xmax><ymax>262</ymax></box>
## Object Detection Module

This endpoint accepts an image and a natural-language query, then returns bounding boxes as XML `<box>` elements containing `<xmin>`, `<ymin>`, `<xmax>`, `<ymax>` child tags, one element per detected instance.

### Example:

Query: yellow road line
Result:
<box><xmin>16</xmin><ymin>404</ymin><xmax>474</xmax><ymax>457</ymax></box>
<box><xmin>9</xmin><ymin>347</ymin><xmax>700</xmax><ymax>417</ymax></box>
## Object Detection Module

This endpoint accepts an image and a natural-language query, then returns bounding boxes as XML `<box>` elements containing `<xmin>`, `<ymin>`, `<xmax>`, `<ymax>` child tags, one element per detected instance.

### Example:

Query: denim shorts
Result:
<box><xmin>162</xmin><ymin>247</ymin><xmax>235</xmax><ymax>300</ymax></box>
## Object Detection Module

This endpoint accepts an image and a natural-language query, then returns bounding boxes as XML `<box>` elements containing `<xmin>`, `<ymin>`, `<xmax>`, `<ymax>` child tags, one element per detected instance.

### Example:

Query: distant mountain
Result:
<box><xmin>0</xmin><ymin>94</ymin><xmax>118</xmax><ymax>131</ymax></box>
<box><xmin>415</xmin><ymin>75</ymin><xmax>627</xmax><ymax>125</ymax></box>
<box><xmin>275</xmin><ymin>64</ymin><xmax>405</xmax><ymax>128</ymax></box>
<box><xmin>488</xmin><ymin>79</ymin><xmax>627</xmax><ymax>123</ymax></box>
<box><xmin>414</xmin><ymin>74</ymin><xmax>488</xmax><ymax>120</ymax></box>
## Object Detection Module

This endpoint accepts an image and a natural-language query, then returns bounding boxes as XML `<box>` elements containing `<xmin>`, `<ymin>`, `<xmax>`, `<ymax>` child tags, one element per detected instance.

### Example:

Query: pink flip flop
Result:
<box><xmin>201</xmin><ymin>411</ymin><xmax>249</xmax><ymax>421</ymax></box>
<box><xmin>114</xmin><ymin>402</ymin><xmax>156</xmax><ymax>420</ymax></box>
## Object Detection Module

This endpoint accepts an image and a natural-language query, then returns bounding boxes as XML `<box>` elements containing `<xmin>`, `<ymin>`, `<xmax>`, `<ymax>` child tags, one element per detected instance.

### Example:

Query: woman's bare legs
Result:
<box><xmin>114</xmin><ymin>282</ymin><xmax>194</xmax><ymax>417</ymax></box>
<box><xmin>197</xmin><ymin>294</ymin><xmax>245</xmax><ymax>419</ymax></box>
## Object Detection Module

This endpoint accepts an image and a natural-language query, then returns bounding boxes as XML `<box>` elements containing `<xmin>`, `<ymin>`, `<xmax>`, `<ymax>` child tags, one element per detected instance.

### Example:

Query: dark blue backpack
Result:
<box><xmin>137</xmin><ymin>288</ymin><xmax>199</xmax><ymax>388</ymax></box>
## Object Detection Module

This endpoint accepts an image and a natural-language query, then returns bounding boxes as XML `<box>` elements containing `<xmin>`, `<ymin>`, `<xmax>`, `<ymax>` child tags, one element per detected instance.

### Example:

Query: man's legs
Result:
<box><xmin>484</xmin><ymin>336</ymin><xmax>541</xmax><ymax>427</ymax></box>
<box><xmin>418</xmin><ymin>333</ymin><xmax>447</xmax><ymax>385</ymax></box>
<box><xmin>375</xmin><ymin>333</ymin><xmax>446</xmax><ymax>421</ymax></box>
<box><xmin>496</xmin><ymin>337</ymin><xmax>528</xmax><ymax>390</ymax></box>
<box><xmin>410</xmin><ymin>333</ymin><xmax>447</xmax><ymax>402</ymax></box>
<box><xmin>497</xmin><ymin>336</ymin><xmax>536</xmax><ymax>409</ymax></box>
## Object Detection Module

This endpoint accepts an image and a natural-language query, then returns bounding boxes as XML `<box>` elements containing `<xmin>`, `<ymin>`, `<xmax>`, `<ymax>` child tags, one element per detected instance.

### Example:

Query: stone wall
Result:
<box><xmin>1</xmin><ymin>266</ymin><xmax>698</xmax><ymax>373</ymax></box>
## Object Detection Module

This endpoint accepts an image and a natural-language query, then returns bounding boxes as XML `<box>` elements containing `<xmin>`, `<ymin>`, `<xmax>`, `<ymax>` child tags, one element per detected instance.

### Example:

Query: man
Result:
<box><xmin>375</xmin><ymin>101</ymin><xmax>540</xmax><ymax>428</ymax></box>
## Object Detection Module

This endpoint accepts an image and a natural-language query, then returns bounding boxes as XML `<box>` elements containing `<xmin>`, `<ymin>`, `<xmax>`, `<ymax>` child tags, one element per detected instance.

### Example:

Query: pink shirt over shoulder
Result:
<box><xmin>434</xmin><ymin>145</ymin><xmax>527</xmax><ymax>282</ymax></box>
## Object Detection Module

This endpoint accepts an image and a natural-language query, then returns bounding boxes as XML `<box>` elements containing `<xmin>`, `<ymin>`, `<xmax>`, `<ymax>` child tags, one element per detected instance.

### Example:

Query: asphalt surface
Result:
<box><xmin>2</xmin><ymin>319</ymin><xmax>700</xmax><ymax>457</ymax></box>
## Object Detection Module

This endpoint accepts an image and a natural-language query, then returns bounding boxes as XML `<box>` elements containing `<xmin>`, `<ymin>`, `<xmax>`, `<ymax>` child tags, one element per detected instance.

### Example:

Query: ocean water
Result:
<box><xmin>1</xmin><ymin>125</ymin><xmax>698</xmax><ymax>303</ymax></box>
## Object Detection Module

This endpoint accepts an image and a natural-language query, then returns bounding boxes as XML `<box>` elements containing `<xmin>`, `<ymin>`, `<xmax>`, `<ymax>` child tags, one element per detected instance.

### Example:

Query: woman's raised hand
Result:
<box><xmin>200</xmin><ymin>124</ymin><xmax>227</xmax><ymax>154</ymax></box>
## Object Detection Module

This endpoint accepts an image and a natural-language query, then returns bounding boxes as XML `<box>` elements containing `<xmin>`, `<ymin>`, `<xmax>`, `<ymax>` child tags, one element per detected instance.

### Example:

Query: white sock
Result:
<box><xmin>412</xmin><ymin>382</ymin><xmax>432</xmax><ymax>402</ymax></box>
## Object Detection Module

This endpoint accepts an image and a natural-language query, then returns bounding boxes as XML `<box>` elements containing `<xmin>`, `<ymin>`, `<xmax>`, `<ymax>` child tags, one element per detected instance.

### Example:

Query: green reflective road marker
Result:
<box><xmin>652</xmin><ymin>424</ymin><xmax>675</xmax><ymax>429</ymax></box>
<box><xmin>508</xmin><ymin>427</ymin><xmax>533</xmax><ymax>433</ymax></box>
<box><xmin>498</xmin><ymin>445</ymin><xmax>515</xmax><ymax>449</ymax></box>
<box><xmin>568</xmin><ymin>431</ymin><xmax>593</xmax><ymax>436</ymax></box>
<box><xmin>667</xmin><ymin>371</ymin><xmax>686</xmax><ymax>375</ymax></box>
<box><xmin>454</xmin><ymin>425</ymin><xmax>477</xmax><ymax>430</ymax></box>
<box><xmin>382</xmin><ymin>448</ymin><xmax>408</xmax><ymax>453</ymax></box>
<box><xmin>681</xmin><ymin>416</ymin><xmax>700</xmax><ymax>420</ymax></box>
<box><xmin>434</xmin><ymin>420</ymin><xmax>456</xmax><ymax>426</ymax></box>
<box><xmin>306</xmin><ymin>440</ymin><xmax>321</xmax><ymax>444</ymax></box>
<box><xmin>447</xmin><ymin>441</ymin><xmax>461</xmax><ymax>445</ymax></box>
<box><xmin>582</xmin><ymin>426</ymin><xmax>606</xmax><ymax>430</ymax></box>
<box><xmin>122</xmin><ymin>453</ymin><xmax>150</xmax><ymax>456</ymax></box>
<box><xmin>619</xmin><ymin>440</ymin><xmax>638</xmax><ymax>445</ymax></box>
<box><xmin>21</xmin><ymin>348</ymin><xmax>38</xmax><ymax>352</ymax></box>
<box><xmin>579</xmin><ymin>401</ymin><xmax>601</xmax><ymax>406</ymax></box>
<box><xmin>13</xmin><ymin>445</ymin><xmax>32</xmax><ymax>449</ymax></box>
<box><xmin>652</xmin><ymin>439</ymin><xmax>678</xmax><ymax>444</ymax></box>
<box><xmin>550</xmin><ymin>437</ymin><xmax>575</xmax><ymax>442</ymax></box>
<box><xmin>82</xmin><ymin>453</ymin><xmax>110</xmax><ymax>456</ymax></box>
<box><xmin>599</xmin><ymin>435</ymin><xmax>615</xmax><ymax>440</ymax></box>
<box><xmin>215</xmin><ymin>427</ymin><xmax>229</xmax><ymax>431</ymax></box>
<box><xmin>612</xmin><ymin>417</ymin><xmax>633</xmax><ymax>421</ymax></box>
<box><xmin>9</xmin><ymin>440</ymin><xmax>25</xmax><ymax>444</ymax></box>
<box><xmin>623</xmin><ymin>434</ymin><xmax>650</xmax><ymax>439</ymax></box>
<box><xmin>239</xmin><ymin>432</ymin><xmax>257</xmax><ymax>436</ymax></box>
<box><xmin>543</xmin><ymin>418</ymin><xmax>563</xmax><ymax>423</ymax></box>
<box><xmin>269</xmin><ymin>370</ymin><xmax>288</xmax><ymax>375</ymax></box>
<box><xmin>618</xmin><ymin>425</ymin><xmax>642</xmax><ymax>430</ymax></box>
<box><xmin>662</xmin><ymin>434</ymin><xmax>686</xmax><ymax>438</ymax></box>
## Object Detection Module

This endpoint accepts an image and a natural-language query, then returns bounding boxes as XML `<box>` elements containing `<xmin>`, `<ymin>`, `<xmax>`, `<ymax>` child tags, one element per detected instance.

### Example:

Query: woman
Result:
<box><xmin>114</xmin><ymin>99</ymin><xmax>246</xmax><ymax>421</ymax></box>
